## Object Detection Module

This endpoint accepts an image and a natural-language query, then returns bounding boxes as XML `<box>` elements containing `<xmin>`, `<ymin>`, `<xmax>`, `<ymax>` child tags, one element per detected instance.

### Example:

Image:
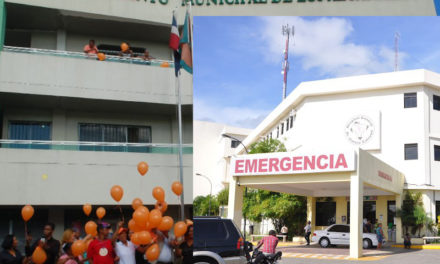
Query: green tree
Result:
<box><xmin>397</xmin><ymin>191</ymin><xmax>433</xmax><ymax>237</ymax></box>
<box><xmin>243</xmin><ymin>139</ymin><xmax>307</xmax><ymax>238</ymax></box>
<box><xmin>193</xmin><ymin>194</ymin><xmax>219</xmax><ymax>216</ymax></box>
<box><xmin>217</xmin><ymin>187</ymin><xmax>229</xmax><ymax>205</ymax></box>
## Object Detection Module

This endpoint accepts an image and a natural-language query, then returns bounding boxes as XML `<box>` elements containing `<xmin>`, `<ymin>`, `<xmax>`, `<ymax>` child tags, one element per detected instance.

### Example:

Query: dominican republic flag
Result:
<box><xmin>169</xmin><ymin>12</ymin><xmax>180</xmax><ymax>50</ymax></box>
<box><xmin>179</xmin><ymin>11</ymin><xmax>192</xmax><ymax>74</ymax></box>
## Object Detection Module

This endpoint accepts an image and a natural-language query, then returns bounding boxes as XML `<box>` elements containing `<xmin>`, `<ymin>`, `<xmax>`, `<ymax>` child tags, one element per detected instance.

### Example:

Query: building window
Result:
<box><xmin>404</xmin><ymin>93</ymin><xmax>417</xmax><ymax>108</ymax></box>
<box><xmin>387</xmin><ymin>201</ymin><xmax>396</xmax><ymax>227</ymax></box>
<box><xmin>277</xmin><ymin>127</ymin><xmax>279</xmax><ymax>138</ymax></box>
<box><xmin>435</xmin><ymin>145</ymin><xmax>440</xmax><ymax>161</ymax></box>
<box><xmin>436</xmin><ymin>201</ymin><xmax>440</xmax><ymax>223</ymax></box>
<box><xmin>231</xmin><ymin>140</ymin><xmax>240</xmax><ymax>148</ymax></box>
<box><xmin>79</xmin><ymin>123</ymin><xmax>151</xmax><ymax>152</ymax></box>
<box><xmin>270</xmin><ymin>132</ymin><xmax>272</xmax><ymax>139</ymax></box>
<box><xmin>315</xmin><ymin>202</ymin><xmax>336</xmax><ymax>226</ymax></box>
<box><xmin>281</xmin><ymin>123</ymin><xmax>284</xmax><ymax>135</ymax></box>
<box><xmin>289</xmin><ymin>116</ymin><xmax>294</xmax><ymax>129</ymax></box>
<box><xmin>434</xmin><ymin>95</ymin><xmax>440</xmax><ymax>111</ymax></box>
<box><xmin>9</xmin><ymin>121</ymin><xmax>51</xmax><ymax>140</ymax></box>
<box><xmin>404</xmin><ymin>143</ymin><xmax>418</xmax><ymax>160</ymax></box>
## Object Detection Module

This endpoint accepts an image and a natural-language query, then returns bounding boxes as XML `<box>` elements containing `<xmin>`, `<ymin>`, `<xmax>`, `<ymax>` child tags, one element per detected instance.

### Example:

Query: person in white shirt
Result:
<box><xmin>280</xmin><ymin>225</ymin><xmax>288</xmax><ymax>238</ymax></box>
<box><xmin>304</xmin><ymin>221</ymin><xmax>312</xmax><ymax>246</ymax></box>
<box><xmin>115</xmin><ymin>228</ymin><xmax>136</xmax><ymax>264</ymax></box>
<box><xmin>156</xmin><ymin>230</ymin><xmax>175</xmax><ymax>264</ymax></box>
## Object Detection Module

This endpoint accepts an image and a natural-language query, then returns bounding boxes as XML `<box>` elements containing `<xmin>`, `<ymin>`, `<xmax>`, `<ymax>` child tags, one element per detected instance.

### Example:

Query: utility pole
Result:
<box><xmin>281</xmin><ymin>24</ymin><xmax>294</xmax><ymax>100</ymax></box>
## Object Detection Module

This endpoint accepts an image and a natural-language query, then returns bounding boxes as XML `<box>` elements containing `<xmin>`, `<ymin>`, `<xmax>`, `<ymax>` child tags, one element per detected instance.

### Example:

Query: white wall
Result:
<box><xmin>0</xmin><ymin>51</ymin><xmax>192</xmax><ymax>105</ymax></box>
<box><xmin>193</xmin><ymin>120</ymin><xmax>251</xmax><ymax>197</ymax></box>
<box><xmin>0</xmin><ymin>148</ymin><xmax>193</xmax><ymax>205</ymax></box>
<box><xmin>268</xmin><ymin>87</ymin><xmax>427</xmax><ymax>186</ymax></box>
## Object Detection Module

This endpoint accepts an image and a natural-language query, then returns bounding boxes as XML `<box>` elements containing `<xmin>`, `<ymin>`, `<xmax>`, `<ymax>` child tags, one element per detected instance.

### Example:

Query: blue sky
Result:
<box><xmin>193</xmin><ymin>16</ymin><xmax>440</xmax><ymax>129</ymax></box>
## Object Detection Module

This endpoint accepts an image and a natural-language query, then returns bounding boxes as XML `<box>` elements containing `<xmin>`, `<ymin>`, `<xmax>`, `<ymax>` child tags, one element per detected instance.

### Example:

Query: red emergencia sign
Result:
<box><xmin>231</xmin><ymin>151</ymin><xmax>356</xmax><ymax>176</ymax></box>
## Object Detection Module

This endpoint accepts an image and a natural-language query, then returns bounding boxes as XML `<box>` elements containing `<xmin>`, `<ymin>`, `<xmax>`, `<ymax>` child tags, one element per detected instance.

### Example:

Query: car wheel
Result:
<box><xmin>193</xmin><ymin>256</ymin><xmax>219</xmax><ymax>264</ymax></box>
<box><xmin>363</xmin><ymin>238</ymin><xmax>372</xmax><ymax>249</ymax></box>
<box><xmin>319</xmin><ymin>237</ymin><xmax>330</xmax><ymax>248</ymax></box>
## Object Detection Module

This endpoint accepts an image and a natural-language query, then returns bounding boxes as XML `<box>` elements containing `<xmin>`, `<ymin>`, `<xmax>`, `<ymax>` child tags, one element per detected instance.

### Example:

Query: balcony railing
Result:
<box><xmin>0</xmin><ymin>140</ymin><xmax>192</xmax><ymax>154</ymax></box>
<box><xmin>2</xmin><ymin>46</ymin><xmax>174</xmax><ymax>68</ymax></box>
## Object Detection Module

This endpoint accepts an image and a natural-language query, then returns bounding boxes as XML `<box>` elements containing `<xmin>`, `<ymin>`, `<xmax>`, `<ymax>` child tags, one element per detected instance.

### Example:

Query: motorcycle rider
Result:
<box><xmin>254</xmin><ymin>230</ymin><xmax>279</xmax><ymax>263</ymax></box>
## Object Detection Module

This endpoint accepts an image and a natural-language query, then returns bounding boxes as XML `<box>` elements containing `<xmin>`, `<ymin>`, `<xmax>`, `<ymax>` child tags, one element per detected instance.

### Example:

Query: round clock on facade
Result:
<box><xmin>345</xmin><ymin>115</ymin><xmax>374</xmax><ymax>145</ymax></box>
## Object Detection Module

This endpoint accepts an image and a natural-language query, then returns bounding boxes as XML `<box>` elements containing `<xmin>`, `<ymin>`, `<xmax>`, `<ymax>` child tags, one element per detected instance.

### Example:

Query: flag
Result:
<box><xmin>169</xmin><ymin>12</ymin><xmax>181</xmax><ymax>77</ymax></box>
<box><xmin>169</xmin><ymin>12</ymin><xmax>180</xmax><ymax>50</ymax></box>
<box><xmin>179</xmin><ymin>11</ymin><xmax>192</xmax><ymax>74</ymax></box>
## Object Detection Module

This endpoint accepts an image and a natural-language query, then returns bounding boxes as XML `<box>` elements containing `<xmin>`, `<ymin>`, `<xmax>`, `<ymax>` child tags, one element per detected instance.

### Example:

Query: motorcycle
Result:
<box><xmin>244</xmin><ymin>241</ymin><xmax>282</xmax><ymax>264</ymax></box>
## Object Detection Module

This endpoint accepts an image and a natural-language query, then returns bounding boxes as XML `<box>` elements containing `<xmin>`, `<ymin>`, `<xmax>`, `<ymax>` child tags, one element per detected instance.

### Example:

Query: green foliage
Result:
<box><xmin>243</xmin><ymin>139</ymin><xmax>307</xmax><ymax>237</ymax></box>
<box><xmin>217</xmin><ymin>187</ymin><xmax>229</xmax><ymax>205</ymax></box>
<box><xmin>249</xmin><ymin>138</ymin><xmax>287</xmax><ymax>154</ymax></box>
<box><xmin>397</xmin><ymin>191</ymin><xmax>432</xmax><ymax>237</ymax></box>
<box><xmin>193</xmin><ymin>194</ymin><xmax>219</xmax><ymax>216</ymax></box>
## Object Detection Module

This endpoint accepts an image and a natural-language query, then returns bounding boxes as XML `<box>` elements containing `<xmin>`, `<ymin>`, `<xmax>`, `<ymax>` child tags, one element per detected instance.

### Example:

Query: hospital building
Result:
<box><xmin>226</xmin><ymin>69</ymin><xmax>440</xmax><ymax>258</ymax></box>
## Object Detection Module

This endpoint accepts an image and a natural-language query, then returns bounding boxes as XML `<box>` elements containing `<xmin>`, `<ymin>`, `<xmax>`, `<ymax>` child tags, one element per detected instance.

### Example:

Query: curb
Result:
<box><xmin>392</xmin><ymin>244</ymin><xmax>440</xmax><ymax>249</ymax></box>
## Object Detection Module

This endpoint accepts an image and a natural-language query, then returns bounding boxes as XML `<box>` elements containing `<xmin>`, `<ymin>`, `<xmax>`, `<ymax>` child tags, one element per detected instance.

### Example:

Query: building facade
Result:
<box><xmin>227</xmin><ymin>69</ymin><xmax>440</xmax><ymax>257</ymax></box>
<box><xmin>0</xmin><ymin>0</ymin><xmax>193</xmax><ymax>244</ymax></box>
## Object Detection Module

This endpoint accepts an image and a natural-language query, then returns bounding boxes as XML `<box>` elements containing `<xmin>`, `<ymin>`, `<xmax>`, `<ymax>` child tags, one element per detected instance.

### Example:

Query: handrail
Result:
<box><xmin>2</xmin><ymin>46</ymin><xmax>174</xmax><ymax>67</ymax></box>
<box><xmin>0</xmin><ymin>139</ymin><xmax>191</xmax><ymax>147</ymax></box>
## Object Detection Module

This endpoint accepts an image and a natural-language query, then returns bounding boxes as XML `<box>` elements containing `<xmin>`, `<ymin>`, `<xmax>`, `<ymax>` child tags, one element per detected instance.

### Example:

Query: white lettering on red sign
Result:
<box><xmin>232</xmin><ymin>152</ymin><xmax>355</xmax><ymax>176</ymax></box>
<box><xmin>378</xmin><ymin>170</ymin><xmax>392</xmax><ymax>182</ymax></box>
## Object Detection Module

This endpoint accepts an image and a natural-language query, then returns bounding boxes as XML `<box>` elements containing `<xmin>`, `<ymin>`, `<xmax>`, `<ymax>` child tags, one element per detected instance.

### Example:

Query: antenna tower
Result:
<box><xmin>281</xmin><ymin>24</ymin><xmax>294</xmax><ymax>100</ymax></box>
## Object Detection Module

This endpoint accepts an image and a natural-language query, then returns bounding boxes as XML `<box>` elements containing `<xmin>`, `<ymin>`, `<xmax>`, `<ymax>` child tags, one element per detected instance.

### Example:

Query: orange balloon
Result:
<box><xmin>21</xmin><ymin>205</ymin><xmax>34</xmax><ymax>222</ymax></box>
<box><xmin>96</xmin><ymin>207</ymin><xmax>106</xmax><ymax>220</ymax></box>
<box><xmin>132</xmin><ymin>198</ymin><xmax>143</xmax><ymax>210</ymax></box>
<box><xmin>83</xmin><ymin>204</ymin><xmax>92</xmax><ymax>216</ymax></box>
<box><xmin>148</xmin><ymin>209</ymin><xmax>162</xmax><ymax>229</ymax></box>
<box><xmin>138</xmin><ymin>231</ymin><xmax>152</xmax><ymax>245</ymax></box>
<box><xmin>155</xmin><ymin>201</ymin><xmax>168</xmax><ymax>214</ymax></box>
<box><xmin>137</xmin><ymin>162</ymin><xmax>149</xmax><ymax>176</ymax></box>
<box><xmin>72</xmin><ymin>240</ymin><xmax>85</xmax><ymax>257</ymax></box>
<box><xmin>152</xmin><ymin>187</ymin><xmax>165</xmax><ymax>202</ymax></box>
<box><xmin>110</xmin><ymin>185</ymin><xmax>124</xmax><ymax>202</ymax></box>
<box><xmin>174</xmin><ymin>221</ymin><xmax>187</xmax><ymax>237</ymax></box>
<box><xmin>133</xmin><ymin>208</ymin><xmax>149</xmax><ymax>229</ymax></box>
<box><xmin>145</xmin><ymin>243</ymin><xmax>160</xmax><ymax>262</ymax></box>
<box><xmin>121</xmin><ymin>43</ymin><xmax>129</xmax><ymax>52</ymax></box>
<box><xmin>160</xmin><ymin>62</ymin><xmax>170</xmax><ymax>68</ymax></box>
<box><xmin>85</xmin><ymin>221</ymin><xmax>98</xmax><ymax>236</ymax></box>
<box><xmin>158</xmin><ymin>216</ymin><xmax>174</xmax><ymax>232</ymax></box>
<box><xmin>97</xmin><ymin>53</ymin><xmax>106</xmax><ymax>61</ymax></box>
<box><xmin>32</xmin><ymin>246</ymin><xmax>47</xmax><ymax>264</ymax></box>
<box><xmin>171</xmin><ymin>181</ymin><xmax>183</xmax><ymax>196</ymax></box>
<box><xmin>130</xmin><ymin>232</ymin><xmax>140</xmax><ymax>246</ymax></box>
<box><xmin>185</xmin><ymin>219</ymin><xmax>193</xmax><ymax>227</ymax></box>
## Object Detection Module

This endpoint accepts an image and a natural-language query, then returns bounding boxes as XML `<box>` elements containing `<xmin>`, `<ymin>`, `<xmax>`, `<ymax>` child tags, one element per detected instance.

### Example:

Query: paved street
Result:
<box><xmin>277</xmin><ymin>244</ymin><xmax>440</xmax><ymax>263</ymax></box>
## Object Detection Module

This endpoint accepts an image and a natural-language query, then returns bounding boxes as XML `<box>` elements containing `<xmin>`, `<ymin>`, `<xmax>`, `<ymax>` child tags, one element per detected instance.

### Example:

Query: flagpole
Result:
<box><xmin>177</xmin><ymin>70</ymin><xmax>185</xmax><ymax>222</ymax></box>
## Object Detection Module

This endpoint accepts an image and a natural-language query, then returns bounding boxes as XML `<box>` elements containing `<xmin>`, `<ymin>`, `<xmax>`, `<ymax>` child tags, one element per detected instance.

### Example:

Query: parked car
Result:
<box><xmin>311</xmin><ymin>224</ymin><xmax>378</xmax><ymax>249</ymax></box>
<box><xmin>194</xmin><ymin>216</ymin><xmax>247</xmax><ymax>264</ymax></box>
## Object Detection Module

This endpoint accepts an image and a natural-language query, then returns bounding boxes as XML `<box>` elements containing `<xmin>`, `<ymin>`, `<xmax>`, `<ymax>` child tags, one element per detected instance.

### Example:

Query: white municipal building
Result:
<box><xmin>226</xmin><ymin>69</ymin><xmax>440</xmax><ymax>258</ymax></box>
<box><xmin>0</xmin><ymin>0</ymin><xmax>192</xmax><ymax>243</ymax></box>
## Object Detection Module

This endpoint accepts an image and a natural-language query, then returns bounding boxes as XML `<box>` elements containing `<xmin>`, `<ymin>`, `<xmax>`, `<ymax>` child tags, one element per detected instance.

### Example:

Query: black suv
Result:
<box><xmin>194</xmin><ymin>216</ymin><xmax>247</xmax><ymax>264</ymax></box>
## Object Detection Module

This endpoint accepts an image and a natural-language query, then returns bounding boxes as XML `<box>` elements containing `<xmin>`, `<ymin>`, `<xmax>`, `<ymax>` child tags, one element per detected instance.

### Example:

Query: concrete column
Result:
<box><xmin>306</xmin><ymin>196</ymin><xmax>316</xmax><ymax>232</ymax></box>
<box><xmin>395</xmin><ymin>194</ymin><xmax>403</xmax><ymax>244</ymax></box>
<box><xmin>228</xmin><ymin>176</ymin><xmax>244</xmax><ymax>229</ymax></box>
<box><xmin>56</xmin><ymin>30</ymin><xmax>66</xmax><ymax>51</ymax></box>
<box><xmin>0</xmin><ymin>0</ymin><xmax>5</xmax><ymax>51</ymax></box>
<box><xmin>48</xmin><ymin>207</ymin><xmax>64</xmax><ymax>241</ymax></box>
<box><xmin>52</xmin><ymin>109</ymin><xmax>66</xmax><ymax>141</ymax></box>
<box><xmin>349</xmin><ymin>173</ymin><xmax>363</xmax><ymax>259</ymax></box>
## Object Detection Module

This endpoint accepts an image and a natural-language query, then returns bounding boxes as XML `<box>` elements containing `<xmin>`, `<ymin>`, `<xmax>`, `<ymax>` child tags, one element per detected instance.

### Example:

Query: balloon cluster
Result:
<box><xmin>22</xmin><ymin>160</ymin><xmax>187</xmax><ymax>263</ymax></box>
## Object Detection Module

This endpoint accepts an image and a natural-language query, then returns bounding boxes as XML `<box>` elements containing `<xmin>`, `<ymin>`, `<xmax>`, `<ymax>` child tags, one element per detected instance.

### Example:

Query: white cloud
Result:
<box><xmin>259</xmin><ymin>17</ymin><xmax>405</xmax><ymax>77</ymax></box>
<box><xmin>194</xmin><ymin>97</ymin><xmax>270</xmax><ymax>129</ymax></box>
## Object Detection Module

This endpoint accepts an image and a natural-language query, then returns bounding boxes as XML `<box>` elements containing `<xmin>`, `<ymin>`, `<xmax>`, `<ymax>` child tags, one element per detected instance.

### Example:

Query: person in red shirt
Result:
<box><xmin>256</xmin><ymin>230</ymin><xmax>279</xmax><ymax>254</ymax></box>
<box><xmin>84</xmin><ymin>40</ymin><xmax>98</xmax><ymax>54</ymax></box>
<box><xmin>87</xmin><ymin>222</ymin><xmax>118</xmax><ymax>264</ymax></box>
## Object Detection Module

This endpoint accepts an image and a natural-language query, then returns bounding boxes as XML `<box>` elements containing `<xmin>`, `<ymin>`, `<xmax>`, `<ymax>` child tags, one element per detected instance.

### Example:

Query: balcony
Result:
<box><xmin>0</xmin><ymin>46</ymin><xmax>192</xmax><ymax>105</ymax></box>
<box><xmin>0</xmin><ymin>140</ymin><xmax>193</xmax><ymax>206</ymax></box>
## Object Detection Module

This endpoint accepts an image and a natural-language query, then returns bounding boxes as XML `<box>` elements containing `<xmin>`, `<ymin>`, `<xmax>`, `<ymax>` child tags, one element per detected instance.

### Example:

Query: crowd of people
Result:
<box><xmin>83</xmin><ymin>40</ymin><xmax>155</xmax><ymax>61</ymax></box>
<box><xmin>0</xmin><ymin>220</ymin><xmax>193</xmax><ymax>264</ymax></box>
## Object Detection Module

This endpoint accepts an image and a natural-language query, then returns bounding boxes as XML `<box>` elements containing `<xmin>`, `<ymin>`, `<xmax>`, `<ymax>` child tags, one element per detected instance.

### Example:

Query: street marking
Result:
<box><xmin>282</xmin><ymin>252</ymin><xmax>389</xmax><ymax>261</ymax></box>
